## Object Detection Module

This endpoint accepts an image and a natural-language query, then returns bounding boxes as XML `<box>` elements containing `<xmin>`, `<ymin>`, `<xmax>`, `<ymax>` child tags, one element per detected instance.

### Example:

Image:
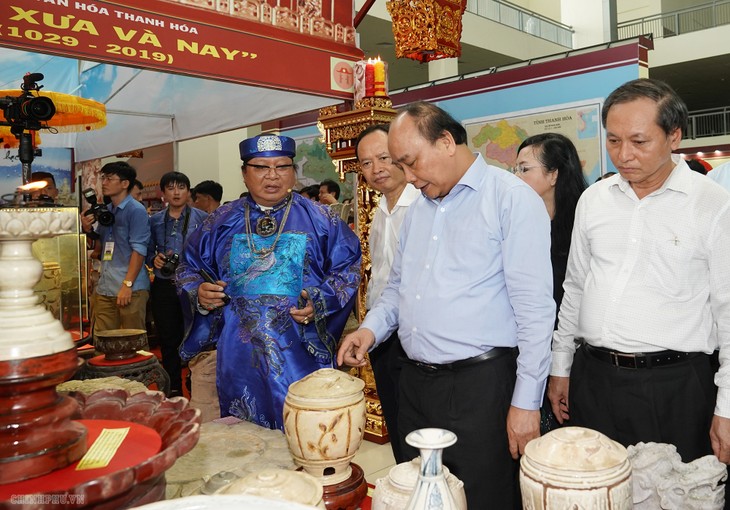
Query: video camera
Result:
<box><xmin>82</xmin><ymin>188</ymin><xmax>115</xmax><ymax>227</ymax></box>
<box><xmin>0</xmin><ymin>73</ymin><xmax>56</xmax><ymax>137</ymax></box>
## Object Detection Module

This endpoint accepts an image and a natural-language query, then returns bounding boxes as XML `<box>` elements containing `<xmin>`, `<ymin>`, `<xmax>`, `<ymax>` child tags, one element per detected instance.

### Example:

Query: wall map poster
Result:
<box><xmin>464</xmin><ymin>100</ymin><xmax>606</xmax><ymax>183</ymax></box>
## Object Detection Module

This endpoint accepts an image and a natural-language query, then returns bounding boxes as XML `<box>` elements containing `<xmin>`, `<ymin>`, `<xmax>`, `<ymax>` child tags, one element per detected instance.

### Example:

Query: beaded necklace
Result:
<box><xmin>244</xmin><ymin>195</ymin><xmax>293</xmax><ymax>258</ymax></box>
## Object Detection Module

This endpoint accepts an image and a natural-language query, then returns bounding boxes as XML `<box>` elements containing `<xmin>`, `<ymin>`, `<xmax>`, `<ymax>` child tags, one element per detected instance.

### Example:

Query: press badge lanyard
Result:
<box><xmin>162</xmin><ymin>206</ymin><xmax>191</xmax><ymax>254</ymax></box>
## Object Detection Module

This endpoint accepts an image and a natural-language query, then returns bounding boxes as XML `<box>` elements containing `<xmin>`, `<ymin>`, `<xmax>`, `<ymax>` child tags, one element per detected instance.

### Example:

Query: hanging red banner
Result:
<box><xmin>0</xmin><ymin>0</ymin><xmax>361</xmax><ymax>99</ymax></box>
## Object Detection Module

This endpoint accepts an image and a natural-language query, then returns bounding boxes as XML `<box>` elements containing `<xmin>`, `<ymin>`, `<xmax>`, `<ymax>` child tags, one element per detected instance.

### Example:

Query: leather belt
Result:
<box><xmin>583</xmin><ymin>343</ymin><xmax>700</xmax><ymax>369</ymax></box>
<box><xmin>405</xmin><ymin>347</ymin><xmax>515</xmax><ymax>372</ymax></box>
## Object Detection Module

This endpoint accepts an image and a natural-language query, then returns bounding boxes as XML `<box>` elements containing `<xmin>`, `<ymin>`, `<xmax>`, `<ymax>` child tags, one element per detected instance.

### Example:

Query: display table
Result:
<box><xmin>165</xmin><ymin>417</ymin><xmax>376</xmax><ymax>509</ymax></box>
<box><xmin>165</xmin><ymin>417</ymin><xmax>298</xmax><ymax>499</ymax></box>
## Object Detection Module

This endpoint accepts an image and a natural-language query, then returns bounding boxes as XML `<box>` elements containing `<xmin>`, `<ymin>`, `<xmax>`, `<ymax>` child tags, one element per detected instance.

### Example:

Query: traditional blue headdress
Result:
<box><xmin>239</xmin><ymin>134</ymin><xmax>296</xmax><ymax>161</ymax></box>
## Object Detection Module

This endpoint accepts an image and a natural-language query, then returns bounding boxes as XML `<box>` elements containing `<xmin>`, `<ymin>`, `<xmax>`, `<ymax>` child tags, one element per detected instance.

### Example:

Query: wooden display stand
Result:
<box><xmin>0</xmin><ymin>349</ymin><xmax>87</xmax><ymax>484</ymax></box>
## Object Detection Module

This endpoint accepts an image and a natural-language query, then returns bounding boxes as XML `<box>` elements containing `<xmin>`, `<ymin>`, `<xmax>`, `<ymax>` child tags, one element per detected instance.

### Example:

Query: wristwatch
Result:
<box><xmin>122</xmin><ymin>280</ymin><xmax>133</xmax><ymax>288</ymax></box>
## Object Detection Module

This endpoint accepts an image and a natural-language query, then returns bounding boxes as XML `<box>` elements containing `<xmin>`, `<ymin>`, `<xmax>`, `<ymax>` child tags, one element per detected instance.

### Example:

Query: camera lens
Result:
<box><xmin>20</xmin><ymin>96</ymin><xmax>56</xmax><ymax>121</ymax></box>
<box><xmin>97</xmin><ymin>209</ymin><xmax>115</xmax><ymax>227</ymax></box>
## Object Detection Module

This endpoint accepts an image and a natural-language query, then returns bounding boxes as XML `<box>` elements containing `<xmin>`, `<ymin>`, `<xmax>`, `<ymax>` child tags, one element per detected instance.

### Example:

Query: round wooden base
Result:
<box><xmin>0</xmin><ymin>348</ymin><xmax>87</xmax><ymax>484</ymax></box>
<box><xmin>321</xmin><ymin>462</ymin><xmax>367</xmax><ymax>510</ymax></box>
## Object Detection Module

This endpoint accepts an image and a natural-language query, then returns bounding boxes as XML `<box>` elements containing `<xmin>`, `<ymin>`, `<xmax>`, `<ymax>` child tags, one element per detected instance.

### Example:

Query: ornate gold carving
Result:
<box><xmin>386</xmin><ymin>0</ymin><xmax>468</xmax><ymax>63</ymax></box>
<box><xmin>354</xmin><ymin>97</ymin><xmax>393</xmax><ymax>110</ymax></box>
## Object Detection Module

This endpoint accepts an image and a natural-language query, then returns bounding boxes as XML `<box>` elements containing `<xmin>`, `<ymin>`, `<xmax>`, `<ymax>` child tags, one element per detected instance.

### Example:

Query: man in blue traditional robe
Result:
<box><xmin>177</xmin><ymin>134</ymin><xmax>362</xmax><ymax>430</ymax></box>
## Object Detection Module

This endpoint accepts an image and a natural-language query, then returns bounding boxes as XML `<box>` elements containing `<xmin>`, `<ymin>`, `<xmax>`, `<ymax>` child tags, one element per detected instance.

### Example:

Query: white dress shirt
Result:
<box><xmin>366</xmin><ymin>183</ymin><xmax>420</xmax><ymax>310</ymax></box>
<box><xmin>551</xmin><ymin>156</ymin><xmax>730</xmax><ymax>416</ymax></box>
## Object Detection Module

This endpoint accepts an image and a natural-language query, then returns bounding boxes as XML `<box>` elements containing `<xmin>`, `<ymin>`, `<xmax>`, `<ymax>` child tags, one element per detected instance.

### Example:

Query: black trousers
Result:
<box><xmin>150</xmin><ymin>278</ymin><xmax>185</xmax><ymax>394</ymax></box>
<box><xmin>570</xmin><ymin>345</ymin><xmax>716</xmax><ymax>462</ymax></box>
<box><xmin>398</xmin><ymin>350</ymin><xmax>520</xmax><ymax>510</ymax></box>
<box><xmin>369</xmin><ymin>331</ymin><xmax>407</xmax><ymax>463</ymax></box>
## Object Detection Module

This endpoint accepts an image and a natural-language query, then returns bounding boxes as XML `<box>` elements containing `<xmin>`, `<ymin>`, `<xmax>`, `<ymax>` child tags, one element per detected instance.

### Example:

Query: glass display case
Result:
<box><xmin>31</xmin><ymin>207</ymin><xmax>90</xmax><ymax>344</ymax></box>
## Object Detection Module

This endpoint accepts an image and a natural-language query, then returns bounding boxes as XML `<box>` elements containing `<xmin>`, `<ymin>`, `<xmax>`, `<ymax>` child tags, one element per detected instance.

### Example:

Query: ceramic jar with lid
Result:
<box><xmin>372</xmin><ymin>457</ymin><xmax>466</xmax><ymax>510</ymax></box>
<box><xmin>215</xmin><ymin>468</ymin><xmax>326</xmax><ymax>509</ymax></box>
<box><xmin>520</xmin><ymin>426</ymin><xmax>633</xmax><ymax>509</ymax></box>
<box><xmin>283</xmin><ymin>368</ymin><xmax>366</xmax><ymax>485</ymax></box>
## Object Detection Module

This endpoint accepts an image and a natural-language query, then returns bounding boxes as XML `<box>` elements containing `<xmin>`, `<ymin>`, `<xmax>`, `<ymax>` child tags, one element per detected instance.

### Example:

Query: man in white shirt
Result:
<box><xmin>355</xmin><ymin>124</ymin><xmax>420</xmax><ymax>463</ymax></box>
<box><xmin>548</xmin><ymin>78</ymin><xmax>730</xmax><ymax>465</ymax></box>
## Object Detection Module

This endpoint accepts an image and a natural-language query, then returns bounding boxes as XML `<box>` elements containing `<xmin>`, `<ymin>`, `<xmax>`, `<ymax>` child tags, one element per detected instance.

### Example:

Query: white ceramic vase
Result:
<box><xmin>520</xmin><ymin>426</ymin><xmax>633</xmax><ymax>510</ymax></box>
<box><xmin>402</xmin><ymin>428</ymin><xmax>460</xmax><ymax>510</ymax></box>
<box><xmin>283</xmin><ymin>368</ymin><xmax>366</xmax><ymax>486</ymax></box>
<box><xmin>372</xmin><ymin>457</ymin><xmax>466</xmax><ymax>510</ymax></box>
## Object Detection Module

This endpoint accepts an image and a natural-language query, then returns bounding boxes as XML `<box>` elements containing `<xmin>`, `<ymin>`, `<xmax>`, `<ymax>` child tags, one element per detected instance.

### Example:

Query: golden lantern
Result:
<box><xmin>386</xmin><ymin>0</ymin><xmax>468</xmax><ymax>63</ymax></box>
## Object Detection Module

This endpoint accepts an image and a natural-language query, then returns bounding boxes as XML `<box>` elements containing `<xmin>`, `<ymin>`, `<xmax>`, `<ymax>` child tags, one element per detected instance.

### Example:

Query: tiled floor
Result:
<box><xmin>353</xmin><ymin>439</ymin><xmax>397</xmax><ymax>484</ymax></box>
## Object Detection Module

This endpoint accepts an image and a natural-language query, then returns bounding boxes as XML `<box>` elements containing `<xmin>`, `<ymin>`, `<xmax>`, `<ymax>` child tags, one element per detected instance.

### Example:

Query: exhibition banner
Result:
<box><xmin>0</xmin><ymin>0</ymin><xmax>360</xmax><ymax>99</ymax></box>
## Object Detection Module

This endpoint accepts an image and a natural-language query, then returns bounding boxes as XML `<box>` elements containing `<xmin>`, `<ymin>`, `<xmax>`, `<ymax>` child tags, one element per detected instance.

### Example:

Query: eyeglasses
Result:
<box><xmin>246</xmin><ymin>163</ymin><xmax>295</xmax><ymax>176</ymax></box>
<box><xmin>359</xmin><ymin>155</ymin><xmax>393</xmax><ymax>172</ymax></box>
<box><xmin>509</xmin><ymin>164</ymin><xmax>544</xmax><ymax>175</ymax></box>
<box><xmin>164</xmin><ymin>183</ymin><xmax>188</xmax><ymax>191</ymax></box>
<box><xmin>100</xmin><ymin>175</ymin><xmax>120</xmax><ymax>182</ymax></box>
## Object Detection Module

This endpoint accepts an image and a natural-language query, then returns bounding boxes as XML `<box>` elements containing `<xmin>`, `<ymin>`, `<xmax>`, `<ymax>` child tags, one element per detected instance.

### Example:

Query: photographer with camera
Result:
<box><xmin>148</xmin><ymin>172</ymin><xmax>207</xmax><ymax>397</ymax></box>
<box><xmin>81</xmin><ymin>161</ymin><xmax>151</xmax><ymax>337</ymax></box>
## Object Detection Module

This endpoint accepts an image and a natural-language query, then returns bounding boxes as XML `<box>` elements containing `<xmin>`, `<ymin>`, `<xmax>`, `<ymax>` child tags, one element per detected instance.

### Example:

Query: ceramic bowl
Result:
<box><xmin>214</xmin><ymin>468</ymin><xmax>326</xmax><ymax>508</ymax></box>
<box><xmin>94</xmin><ymin>328</ymin><xmax>148</xmax><ymax>360</ymax></box>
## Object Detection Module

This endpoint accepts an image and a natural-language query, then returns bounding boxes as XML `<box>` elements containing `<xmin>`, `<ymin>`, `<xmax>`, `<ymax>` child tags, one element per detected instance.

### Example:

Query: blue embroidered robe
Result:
<box><xmin>177</xmin><ymin>194</ymin><xmax>361</xmax><ymax>430</ymax></box>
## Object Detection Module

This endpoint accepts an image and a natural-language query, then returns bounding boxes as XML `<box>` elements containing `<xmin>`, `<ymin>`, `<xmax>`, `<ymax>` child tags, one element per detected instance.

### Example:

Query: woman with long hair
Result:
<box><xmin>514</xmin><ymin>132</ymin><xmax>587</xmax><ymax>433</ymax></box>
<box><xmin>514</xmin><ymin>133</ymin><xmax>587</xmax><ymax>326</ymax></box>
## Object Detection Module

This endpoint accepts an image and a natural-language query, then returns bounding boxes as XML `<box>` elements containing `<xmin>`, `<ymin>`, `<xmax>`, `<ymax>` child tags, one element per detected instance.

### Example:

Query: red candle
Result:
<box><xmin>365</xmin><ymin>61</ymin><xmax>375</xmax><ymax>97</ymax></box>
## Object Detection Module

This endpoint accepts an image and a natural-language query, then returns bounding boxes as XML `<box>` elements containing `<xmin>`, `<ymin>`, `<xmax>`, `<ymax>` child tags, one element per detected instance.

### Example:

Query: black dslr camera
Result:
<box><xmin>160</xmin><ymin>253</ymin><xmax>180</xmax><ymax>277</ymax></box>
<box><xmin>82</xmin><ymin>188</ymin><xmax>115</xmax><ymax>227</ymax></box>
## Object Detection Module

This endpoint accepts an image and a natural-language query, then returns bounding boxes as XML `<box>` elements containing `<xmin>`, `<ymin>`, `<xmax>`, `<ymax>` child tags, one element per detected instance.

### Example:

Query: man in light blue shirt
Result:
<box><xmin>81</xmin><ymin>161</ymin><xmax>151</xmax><ymax>335</ymax></box>
<box><xmin>148</xmin><ymin>171</ymin><xmax>207</xmax><ymax>396</ymax></box>
<box><xmin>708</xmin><ymin>161</ymin><xmax>730</xmax><ymax>192</ymax></box>
<box><xmin>338</xmin><ymin>102</ymin><xmax>554</xmax><ymax>509</ymax></box>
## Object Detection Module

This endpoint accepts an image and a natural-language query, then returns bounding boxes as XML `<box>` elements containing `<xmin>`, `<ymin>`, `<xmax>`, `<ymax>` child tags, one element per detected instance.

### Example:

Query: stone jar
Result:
<box><xmin>372</xmin><ymin>457</ymin><xmax>466</xmax><ymax>510</ymax></box>
<box><xmin>520</xmin><ymin>426</ymin><xmax>633</xmax><ymax>510</ymax></box>
<box><xmin>283</xmin><ymin>368</ymin><xmax>366</xmax><ymax>486</ymax></box>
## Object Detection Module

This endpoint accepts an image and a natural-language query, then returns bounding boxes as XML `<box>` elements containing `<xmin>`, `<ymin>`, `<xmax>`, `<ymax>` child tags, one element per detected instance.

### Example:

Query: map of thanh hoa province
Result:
<box><xmin>471</xmin><ymin>120</ymin><xmax>529</xmax><ymax>167</ymax></box>
<box><xmin>467</xmin><ymin>105</ymin><xmax>602</xmax><ymax>183</ymax></box>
